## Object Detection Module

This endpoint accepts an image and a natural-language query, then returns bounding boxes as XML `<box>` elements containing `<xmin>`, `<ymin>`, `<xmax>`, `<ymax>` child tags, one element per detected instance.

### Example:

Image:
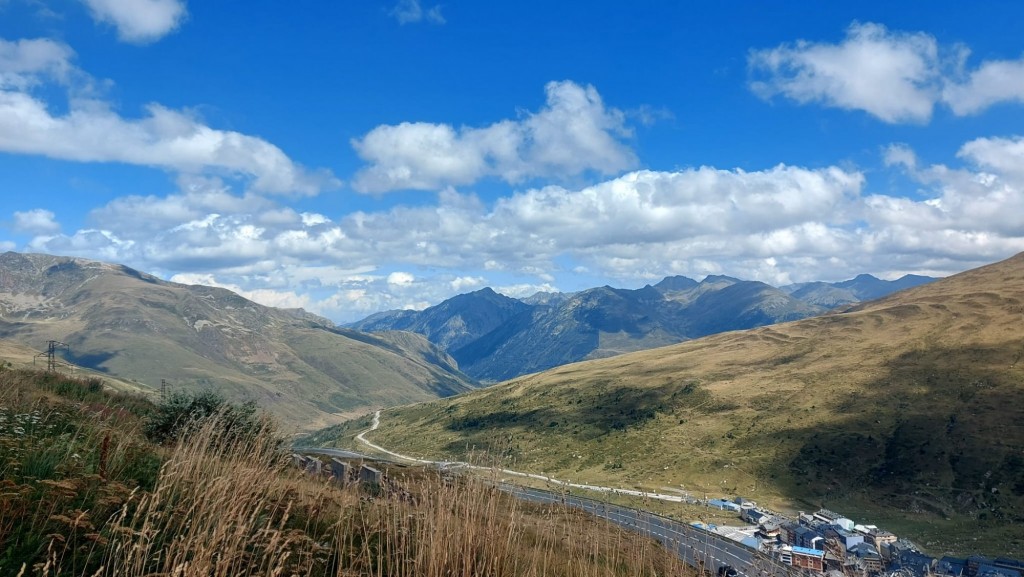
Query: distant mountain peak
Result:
<box><xmin>701</xmin><ymin>274</ymin><xmax>742</xmax><ymax>284</ymax></box>
<box><xmin>653</xmin><ymin>275</ymin><xmax>699</xmax><ymax>292</ymax></box>
<box><xmin>347</xmin><ymin>266</ymin><xmax>939</xmax><ymax>382</ymax></box>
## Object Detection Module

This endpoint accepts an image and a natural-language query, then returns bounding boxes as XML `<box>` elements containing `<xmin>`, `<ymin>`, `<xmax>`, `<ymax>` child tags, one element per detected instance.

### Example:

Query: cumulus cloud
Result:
<box><xmin>750</xmin><ymin>22</ymin><xmax>1024</xmax><ymax>123</ymax></box>
<box><xmin>0</xmin><ymin>38</ymin><xmax>74</xmax><ymax>88</ymax></box>
<box><xmin>494</xmin><ymin>282</ymin><xmax>559</xmax><ymax>299</ymax></box>
<box><xmin>0</xmin><ymin>37</ymin><xmax>338</xmax><ymax>195</ymax></box>
<box><xmin>450</xmin><ymin>276</ymin><xmax>485</xmax><ymax>291</ymax></box>
<box><xmin>943</xmin><ymin>55</ymin><xmax>1024</xmax><ymax>115</ymax></box>
<box><xmin>0</xmin><ymin>94</ymin><xmax>338</xmax><ymax>195</ymax></box>
<box><xmin>749</xmin><ymin>22</ymin><xmax>940</xmax><ymax>123</ymax></box>
<box><xmin>387</xmin><ymin>271</ymin><xmax>415</xmax><ymax>286</ymax></box>
<box><xmin>23</xmin><ymin>134</ymin><xmax>1024</xmax><ymax>322</ymax></box>
<box><xmin>89</xmin><ymin>176</ymin><xmax>272</xmax><ymax>236</ymax></box>
<box><xmin>351</xmin><ymin>80</ymin><xmax>637</xmax><ymax>193</ymax></box>
<box><xmin>956</xmin><ymin>135</ymin><xmax>1024</xmax><ymax>179</ymax></box>
<box><xmin>883</xmin><ymin>143</ymin><xmax>918</xmax><ymax>171</ymax></box>
<box><xmin>170</xmin><ymin>272</ymin><xmax>314</xmax><ymax>310</ymax></box>
<box><xmin>491</xmin><ymin>165</ymin><xmax>863</xmax><ymax>248</ymax></box>
<box><xmin>12</xmin><ymin>208</ymin><xmax>61</xmax><ymax>234</ymax></box>
<box><xmin>389</xmin><ymin>0</ymin><xmax>444</xmax><ymax>25</ymax></box>
<box><xmin>79</xmin><ymin>0</ymin><xmax>187</xmax><ymax>43</ymax></box>
<box><xmin>870</xmin><ymin>137</ymin><xmax>1024</xmax><ymax>249</ymax></box>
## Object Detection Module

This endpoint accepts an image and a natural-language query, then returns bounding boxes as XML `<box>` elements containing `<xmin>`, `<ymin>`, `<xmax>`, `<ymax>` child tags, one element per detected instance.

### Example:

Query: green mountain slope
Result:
<box><xmin>359</xmin><ymin>252</ymin><xmax>1024</xmax><ymax>555</ymax></box>
<box><xmin>0</xmin><ymin>252</ymin><xmax>475</xmax><ymax>429</ymax></box>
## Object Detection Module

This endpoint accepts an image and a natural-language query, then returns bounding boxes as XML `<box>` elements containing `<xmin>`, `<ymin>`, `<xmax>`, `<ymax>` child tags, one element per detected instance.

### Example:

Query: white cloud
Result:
<box><xmin>491</xmin><ymin>165</ymin><xmax>863</xmax><ymax>247</ymax></box>
<box><xmin>749</xmin><ymin>22</ymin><xmax>940</xmax><ymax>123</ymax></box>
<box><xmin>89</xmin><ymin>176</ymin><xmax>271</xmax><ymax>236</ymax></box>
<box><xmin>956</xmin><ymin>135</ymin><xmax>1024</xmax><ymax>179</ymax></box>
<box><xmin>943</xmin><ymin>56</ymin><xmax>1024</xmax><ymax>115</ymax></box>
<box><xmin>883</xmin><ymin>143</ymin><xmax>918</xmax><ymax>170</ymax></box>
<box><xmin>80</xmin><ymin>0</ymin><xmax>187</xmax><ymax>43</ymax></box>
<box><xmin>300</xmin><ymin>212</ymin><xmax>330</xmax><ymax>227</ymax></box>
<box><xmin>0</xmin><ymin>37</ymin><xmax>338</xmax><ymax>195</ymax></box>
<box><xmin>389</xmin><ymin>0</ymin><xmax>444</xmax><ymax>25</ymax></box>
<box><xmin>170</xmin><ymin>272</ymin><xmax>314</xmax><ymax>310</ymax></box>
<box><xmin>870</xmin><ymin>137</ymin><xmax>1024</xmax><ymax>243</ymax></box>
<box><xmin>0</xmin><ymin>38</ymin><xmax>74</xmax><ymax>89</ymax></box>
<box><xmin>22</xmin><ymin>136</ymin><xmax>1024</xmax><ymax>323</ymax></box>
<box><xmin>750</xmin><ymin>22</ymin><xmax>1024</xmax><ymax>122</ymax></box>
<box><xmin>11</xmin><ymin>208</ymin><xmax>61</xmax><ymax>234</ymax></box>
<box><xmin>0</xmin><ymin>94</ymin><xmax>338</xmax><ymax>195</ymax></box>
<box><xmin>387</xmin><ymin>271</ymin><xmax>415</xmax><ymax>286</ymax></box>
<box><xmin>450</xmin><ymin>276</ymin><xmax>485</xmax><ymax>291</ymax></box>
<box><xmin>351</xmin><ymin>80</ymin><xmax>637</xmax><ymax>193</ymax></box>
<box><xmin>494</xmin><ymin>282</ymin><xmax>559</xmax><ymax>299</ymax></box>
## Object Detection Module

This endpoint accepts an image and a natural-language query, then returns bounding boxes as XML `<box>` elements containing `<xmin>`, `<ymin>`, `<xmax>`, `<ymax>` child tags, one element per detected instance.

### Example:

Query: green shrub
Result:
<box><xmin>144</xmin><ymin>390</ymin><xmax>271</xmax><ymax>446</ymax></box>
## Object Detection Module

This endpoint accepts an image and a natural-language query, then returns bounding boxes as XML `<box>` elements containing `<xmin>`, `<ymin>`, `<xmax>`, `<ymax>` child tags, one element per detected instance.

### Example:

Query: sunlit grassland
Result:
<box><xmin>341</xmin><ymin>253</ymin><xmax>1024</xmax><ymax>557</ymax></box>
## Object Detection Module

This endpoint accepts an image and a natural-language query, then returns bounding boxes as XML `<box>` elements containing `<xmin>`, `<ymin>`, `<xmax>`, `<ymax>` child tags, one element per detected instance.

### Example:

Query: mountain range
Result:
<box><xmin>349</xmin><ymin>272</ymin><xmax>936</xmax><ymax>382</ymax></box>
<box><xmin>0</xmin><ymin>252</ymin><xmax>474</xmax><ymax>428</ymax></box>
<box><xmin>355</xmin><ymin>251</ymin><xmax>1024</xmax><ymax>556</ymax></box>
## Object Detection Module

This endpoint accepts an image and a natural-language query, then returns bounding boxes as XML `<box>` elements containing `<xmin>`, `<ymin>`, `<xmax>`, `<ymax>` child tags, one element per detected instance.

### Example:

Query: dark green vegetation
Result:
<box><xmin>0</xmin><ymin>252</ymin><xmax>475</xmax><ymax>428</ymax></box>
<box><xmin>1</xmin><ymin>366</ymin><xmax>691</xmax><ymax>577</ymax></box>
<box><xmin>142</xmin><ymin>389</ymin><xmax>269</xmax><ymax>445</ymax></box>
<box><xmin>0</xmin><ymin>368</ymin><xmax>162</xmax><ymax>572</ymax></box>
<box><xmin>350</xmin><ymin>273</ymin><xmax>934</xmax><ymax>382</ymax></box>
<box><xmin>349</xmin><ymin>253</ymin><xmax>1024</xmax><ymax>556</ymax></box>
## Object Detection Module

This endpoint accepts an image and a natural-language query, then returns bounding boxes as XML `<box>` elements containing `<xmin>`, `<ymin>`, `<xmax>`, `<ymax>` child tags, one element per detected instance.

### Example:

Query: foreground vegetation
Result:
<box><xmin>0</xmin><ymin>366</ymin><xmax>691</xmax><ymax>576</ymax></box>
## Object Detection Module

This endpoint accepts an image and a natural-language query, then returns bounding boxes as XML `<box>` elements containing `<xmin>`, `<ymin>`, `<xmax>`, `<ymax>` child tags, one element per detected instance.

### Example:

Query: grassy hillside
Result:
<box><xmin>0</xmin><ymin>366</ymin><xmax>690</xmax><ymax>576</ymax></box>
<box><xmin>360</xmin><ymin>252</ymin><xmax>1024</xmax><ymax>556</ymax></box>
<box><xmin>0</xmin><ymin>252</ymin><xmax>475</xmax><ymax>429</ymax></box>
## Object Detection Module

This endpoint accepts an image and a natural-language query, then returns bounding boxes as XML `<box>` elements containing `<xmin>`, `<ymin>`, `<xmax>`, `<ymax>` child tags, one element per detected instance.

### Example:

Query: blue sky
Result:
<box><xmin>2</xmin><ymin>1</ymin><xmax>1024</xmax><ymax>321</ymax></box>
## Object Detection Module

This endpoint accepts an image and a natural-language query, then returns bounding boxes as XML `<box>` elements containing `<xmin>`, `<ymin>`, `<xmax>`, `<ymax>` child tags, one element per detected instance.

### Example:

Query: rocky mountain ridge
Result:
<box><xmin>349</xmin><ymin>271</ymin><xmax>936</xmax><ymax>381</ymax></box>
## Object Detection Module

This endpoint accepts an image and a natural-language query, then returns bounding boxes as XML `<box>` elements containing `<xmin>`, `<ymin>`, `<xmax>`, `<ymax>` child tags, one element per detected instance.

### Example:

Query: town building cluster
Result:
<box><xmin>701</xmin><ymin>500</ymin><xmax>1021</xmax><ymax>577</ymax></box>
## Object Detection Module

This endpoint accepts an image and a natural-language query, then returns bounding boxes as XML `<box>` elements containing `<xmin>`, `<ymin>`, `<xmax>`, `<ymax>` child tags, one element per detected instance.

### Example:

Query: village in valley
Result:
<box><xmin>700</xmin><ymin>499</ymin><xmax>1022</xmax><ymax>577</ymax></box>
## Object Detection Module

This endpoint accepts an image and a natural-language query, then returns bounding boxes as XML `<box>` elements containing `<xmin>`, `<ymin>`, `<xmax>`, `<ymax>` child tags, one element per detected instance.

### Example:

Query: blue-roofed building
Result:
<box><xmin>789</xmin><ymin>546</ymin><xmax>826</xmax><ymax>572</ymax></box>
<box><xmin>707</xmin><ymin>499</ymin><xmax>742</xmax><ymax>512</ymax></box>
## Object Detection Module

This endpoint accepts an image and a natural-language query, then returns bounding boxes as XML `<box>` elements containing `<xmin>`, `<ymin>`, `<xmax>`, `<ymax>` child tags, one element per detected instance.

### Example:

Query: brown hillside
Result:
<box><xmin>367</xmin><ymin>252</ymin><xmax>1024</xmax><ymax>555</ymax></box>
<box><xmin>0</xmin><ymin>252</ymin><xmax>475</xmax><ymax>429</ymax></box>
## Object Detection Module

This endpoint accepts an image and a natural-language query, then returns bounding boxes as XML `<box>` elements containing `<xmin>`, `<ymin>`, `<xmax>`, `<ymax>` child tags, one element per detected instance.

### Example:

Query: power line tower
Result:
<box><xmin>34</xmin><ymin>340</ymin><xmax>69</xmax><ymax>372</ymax></box>
<box><xmin>160</xmin><ymin>379</ymin><xmax>168</xmax><ymax>401</ymax></box>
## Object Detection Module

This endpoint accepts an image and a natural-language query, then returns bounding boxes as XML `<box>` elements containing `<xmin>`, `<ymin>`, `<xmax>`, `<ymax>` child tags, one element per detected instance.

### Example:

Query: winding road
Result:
<box><xmin>345</xmin><ymin>410</ymin><xmax>796</xmax><ymax>577</ymax></box>
<box><xmin>355</xmin><ymin>410</ymin><xmax>701</xmax><ymax>502</ymax></box>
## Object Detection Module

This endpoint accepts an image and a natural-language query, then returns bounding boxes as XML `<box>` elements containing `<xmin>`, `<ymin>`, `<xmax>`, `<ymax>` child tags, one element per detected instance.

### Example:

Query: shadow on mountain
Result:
<box><xmin>62</xmin><ymin>350</ymin><xmax>117</xmax><ymax>372</ymax></box>
<box><xmin>760</xmin><ymin>342</ymin><xmax>1024</xmax><ymax>522</ymax></box>
<box><xmin>443</xmin><ymin>379</ymin><xmax>739</xmax><ymax>454</ymax></box>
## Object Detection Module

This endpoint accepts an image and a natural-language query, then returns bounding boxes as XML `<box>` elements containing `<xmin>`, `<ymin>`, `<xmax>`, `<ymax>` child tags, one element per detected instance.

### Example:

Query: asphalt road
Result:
<box><xmin>504</xmin><ymin>485</ymin><xmax>795</xmax><ymax>577</ymax></box>
<box><xmin>294</xmin><ymin>446</ymin><xmax>392</xmax><ymax>462</ymax></box>
<box><xmin>301</xmin><ymin>411</ymin><xmax>799</xmax><ymax>577</ymax></box>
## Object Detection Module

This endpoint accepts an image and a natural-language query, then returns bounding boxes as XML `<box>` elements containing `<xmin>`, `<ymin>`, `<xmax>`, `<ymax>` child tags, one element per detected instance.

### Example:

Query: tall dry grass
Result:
<box><xmin>3</xmin><ymin>367</ymin><xmax>693</xmax><ymax>576</ymax></box>
<box><xmin>89</xmin><ymin>417</ymin><xmax>690</xmax><ymax>576</ymax></box>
